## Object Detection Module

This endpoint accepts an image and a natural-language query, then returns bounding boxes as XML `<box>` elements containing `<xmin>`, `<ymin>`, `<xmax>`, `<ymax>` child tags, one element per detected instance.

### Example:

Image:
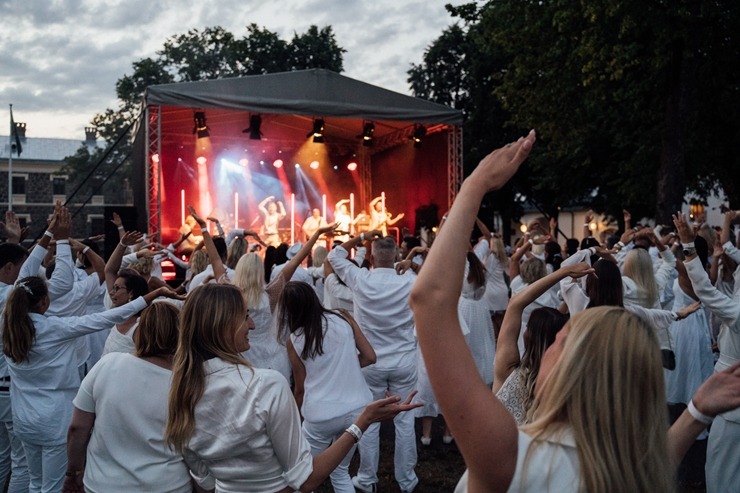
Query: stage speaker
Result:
<box><xmin>103</xmin><ymin>206</ymin><xmax>138</xmax><ymax>259</ymax></box>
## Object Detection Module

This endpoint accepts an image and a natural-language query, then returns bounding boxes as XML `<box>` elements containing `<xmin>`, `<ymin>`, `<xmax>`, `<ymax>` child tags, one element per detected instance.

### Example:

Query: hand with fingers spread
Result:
<box><xmin>317</xmin><ymin>222</ymin><xmax>339</xmax><ymax>236</ymax></box>
<box><xmin>110</xmin><ymin>212</ymin><xmax>123</xmax><ymax>228</ymax></box>
<box><xmin>691</xmin><ymin>362</ymin><xmax>740</xmax><ymax>419</ymax></box>
<box><xmin>0</xmin><ymin>210</ymin><xmax>22</xmax><ymax>243</ymax></box>
<box><xmin>672</xmin><ymin>212</ymin><xmax>696</xmax><ymax>245</ymax></box>
<box><xmin>357</xmin><ymin>391</ymin><xmax>423</xmax><ymax>427</ymax></box>
<box><xmin>188</xmin><ymin>206</ymin><xmax>208</xmax><ymax>230</ymax></box>
<box><xmin>120</xmin><ymin>231</ymin><xmax>144</xmax><ymax>247</ymax></box>
<box><xmin>52</xmin><ymin>203</ymin><xmax>72</xmax><ymax>240</ymax></box>
<box><xmin>675</xmin><ymin>301</ymin><xmax>702</xmax><ymax>321</ymax></box>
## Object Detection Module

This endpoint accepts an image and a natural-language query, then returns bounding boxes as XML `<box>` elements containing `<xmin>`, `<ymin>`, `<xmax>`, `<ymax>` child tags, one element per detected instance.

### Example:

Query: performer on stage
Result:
<box><xmin>333</xmin><ymin>199</ymin><xmax>353</xmax><ymax>242</ymax></box>
<box><xmin>301</xmin><ymin>208</ymin><xmax>328</xmax><ymax>241</ymax></box>
<box><xmin>258</xmin><ymin>195</ymin><xmax>286</xmax><ymax>246</ymax></box>
<box><xmin>179</xmin><ymin>215</ymin><xmax>204</xmax><ymax>252</ymax></box>
<box><xmin>369</xmin><ymin>196</ymin><xmax>404</xmax><ymax>237</ymax></box>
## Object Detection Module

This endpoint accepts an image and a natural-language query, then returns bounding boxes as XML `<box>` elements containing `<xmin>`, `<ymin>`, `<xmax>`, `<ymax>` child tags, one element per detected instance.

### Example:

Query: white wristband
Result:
<box><xmin>682</xmin><ymin>241</ymin><xmax>695</xmax><ymax>248</ymax></box>
<box><xmin>360</xmin><ymin>233</ymin><xmax>365</xmax><ymax>241</ymax></box>
<box><xmin>687</xmin><ymin>400</ymin><xmax>713</xmax><ymax>425</ymax></box>
<box><xmin>345</xmin><ymin>423</ymin><xmax>363</xmax><ymax>443</ymax></box>
<box><xmin>117</xmin><ymin>225</ymin><xmax>124</xmax><ymax>230</ymax></box>
<box><xmin>583</xmin><ymin>223</ymin><xmax>590</xmax><ymax>227</ymax></box>
<box><xmin>56</xmin><ymin>239</ymin><xmax>69</xmax><ymax>245</ymax></box>
<box><xmin>44</xmin><ymin>230</ymin><xmax>54</xmax><ymax>238</ymax></box>
<box><xmin>528</xmin><ymin>239</ymin><xmax>534</xmax><ymax>246</ymax></box>
<box><xmin>82</xmin><ymin>246</ymin><xmax>90</xmax><ymax>255</ymax></box>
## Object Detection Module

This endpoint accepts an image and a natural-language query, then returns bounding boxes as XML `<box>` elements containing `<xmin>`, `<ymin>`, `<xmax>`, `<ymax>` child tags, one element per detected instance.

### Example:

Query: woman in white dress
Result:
<box><xmin>459</xmin><ymin>251</ymin><xmax>495</xmax><ymax>387</ymax></box>
<box><xmin>411</xmin><ymin>132</ymin><xmax>740</xmax><ymax>493</ymax></box>
<box><xmin>279</xmin><ymin>282</ymin><xmax>376</xmax><ymax>493</ymax></box>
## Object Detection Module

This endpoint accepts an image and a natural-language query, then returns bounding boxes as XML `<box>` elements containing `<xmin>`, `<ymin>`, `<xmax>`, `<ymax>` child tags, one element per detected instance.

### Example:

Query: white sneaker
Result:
<box><xmin>352</xmin><ymin>475</ymin><xmax>377</xmax><ymax>493</ymax></box>
<box><xmin>420</xmin><ymin>436</ymin><xmax>431</xmax><ymax>446</ymax></box>
<box><xmin>442</xmin><ymin>434</ymin><xmax>454</xmax><ymax>444</ymax></box>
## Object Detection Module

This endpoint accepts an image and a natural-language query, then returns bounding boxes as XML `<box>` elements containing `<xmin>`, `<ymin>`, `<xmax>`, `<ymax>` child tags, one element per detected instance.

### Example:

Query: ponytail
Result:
<box><xmin>466</xmin><ymin>251</ymin><xmax>486</xmax><ymax>289</ymax></box>
<box><xmin>2</xmin><ymin>277</ymin><xmax>48</xmax><ymax>363</ymax></box>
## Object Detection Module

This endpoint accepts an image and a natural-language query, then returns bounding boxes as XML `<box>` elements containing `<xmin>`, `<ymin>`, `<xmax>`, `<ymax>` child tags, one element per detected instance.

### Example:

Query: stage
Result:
<box><xmin>132</xmin><ymin>69</ymin><xmax>463</xmax><ymax>243</ymax></box>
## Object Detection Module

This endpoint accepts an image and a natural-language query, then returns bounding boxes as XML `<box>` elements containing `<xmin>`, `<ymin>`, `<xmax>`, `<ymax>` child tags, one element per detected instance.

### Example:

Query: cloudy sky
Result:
<box><xmin>0</xmin><ymin>0</ymin><xmax>459</xmax><ymax>140</ymax></box>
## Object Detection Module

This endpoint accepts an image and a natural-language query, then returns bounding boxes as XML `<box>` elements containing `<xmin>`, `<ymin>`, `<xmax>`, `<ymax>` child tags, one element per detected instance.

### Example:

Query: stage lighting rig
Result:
<box><xmin>307</xmin><ymin>118</ymin><xmax>325</xmax><ymax>143</ymax></box>
<box><xmin>243</xmin><ymin>114</ymin><xmax>262</xmax><ymax>140</ymax></box>
<box><xmin>193</xmin><ymin>111</ymin><xmax>210</xmax><ymax>139</ymax></box>
<box><xmin>410</xmin><ymin>124</ymin><xmax>427</xmax><ymax>148</ymax></box>
<box><xmin>358</xmin><ymin>122</ymin><xmax>375</xmax><ymax>147</ymax></box>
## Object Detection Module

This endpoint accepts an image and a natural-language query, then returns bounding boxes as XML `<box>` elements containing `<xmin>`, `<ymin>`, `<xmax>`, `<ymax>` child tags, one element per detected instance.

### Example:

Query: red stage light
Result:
<box><xmin>273</xmin><ymin>159</ymin><xmax>283</xmax><ymax>168</ymax></box>
<box><xmin>196</xmin><ymin>156</ymin><xmax>207</xmax><ymax>165</ymax></box>
<box><xmin>310</xmin><ymin>160</ymin><xmax>320</xmax><ymax>169</ymax></box>
<box><xmin>151</xmin><ymin>153</ymin><xmax>160</xmax><ymax>164</ymax></box>
<box><xmin>239</xmin><ymin>159</ymin><xmax>248</xmax><ymax>167</ymax></box>
<box><xmin>347</xmin><ymin>162</ymin><xmax>358</xmax><ymax>171</ymax></box>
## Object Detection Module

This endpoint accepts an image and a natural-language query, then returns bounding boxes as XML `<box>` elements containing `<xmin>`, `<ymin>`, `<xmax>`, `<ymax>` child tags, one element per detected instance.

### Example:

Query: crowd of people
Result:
<box><xmin>0</xmin><ymin>131</ymin><xmax>738</xmax><ymax>493</ymax></box>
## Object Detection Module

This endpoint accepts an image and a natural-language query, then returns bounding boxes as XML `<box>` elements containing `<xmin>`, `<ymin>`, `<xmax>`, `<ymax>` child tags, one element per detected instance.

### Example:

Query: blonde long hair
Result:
<box><xmin>231</xmin><ymin>253</ymin><xmax>265</xmax><ymax>309</ymax></box>
<box><xmin>522</xmin><ymin>307</ymin><xmax>673</xmax><ymax>493</ymax></box>
<box><xmin>165</xmin><ymin>284</ymin><xmax>250</xmax><ymax>453</ymax></box>
<box><xmin>622</xmin><ymin>249</ymin><xmax>659</xmax><ymax>308</ymax></box>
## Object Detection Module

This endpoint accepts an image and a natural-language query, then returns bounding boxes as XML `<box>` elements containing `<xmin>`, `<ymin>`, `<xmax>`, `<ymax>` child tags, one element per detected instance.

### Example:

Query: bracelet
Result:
<box><xmin>82</xmin><ymin>246</ymin><xmax>90</xmax><ymax>255</ymax></box>
<box><xmin>117</xmin><ymin>225</ymin><xmax>124</xmax><ymax>231</ymax></box>
<box><xmin>65</xmin><ymin>469</ymin><xmax>82</xmax><ymax>478</ymax></box>
<box><xmin>528</xmin><ymin>239</ymin><xmax>534</xmax><ymax>246</ymax></box>
<box><xmin>583</xmin><ymin>223</ymin><xmax>590</xmax><ymax>227</ymax></box>
<box><xmin>56</xmin><ymin>239</ymin><xmax>70</xmax><ymax>245</ymax></box>
<box><xmin>44</xmin><ymin>230</ymin><xmax>54</xmax><ymax>238</ymax></box>
<box><xmin>682</xmin><ymin>241</ymin><xmax>695</xmax><ymax>248</ymax></box>
<box><xmin>119</xmin><ymin>241</ymin><xmax>127</xmax><ymax>248</ymax></box>
<box><xmin>345</xmin><ymin>423</ymin><xmax>363</xmax><ymax>443</ymax></box>
<box><xmin>616</xmin><ymin>241</ymin><xmax>625</xmax><ymax>249</ymax></box>
<box><xmin>687</xmin><ymin>400</ymin><xmax>713</xmax><ymax>425</ymax></box>
<box><xmin>360</xmin><ymin>233</ymin><xmax>365</xmax><ymax>241</ymax></box>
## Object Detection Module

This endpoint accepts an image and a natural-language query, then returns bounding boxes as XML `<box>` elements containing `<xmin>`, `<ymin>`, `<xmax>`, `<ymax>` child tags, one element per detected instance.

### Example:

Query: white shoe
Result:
<box><xmin>443</xmin><ymin>434</ymin><xmax>454</xmax><ymax>444</ymax></box>
<box><xmin>352</xmin><ymin>475</ymin><xmax>377</xmax><ymax>493</ymax></box>
<box><xmin>420</xmin><ymin>436</ymin><xmax>431</xmax><ymax>446</ymax></box>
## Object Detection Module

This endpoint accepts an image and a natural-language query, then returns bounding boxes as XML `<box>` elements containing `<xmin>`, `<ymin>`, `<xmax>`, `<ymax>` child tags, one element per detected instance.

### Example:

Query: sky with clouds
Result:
<box><xmin>0</xmin><ymin>0</ymin><xmax>459</xmax><ymax>140</ymax></box>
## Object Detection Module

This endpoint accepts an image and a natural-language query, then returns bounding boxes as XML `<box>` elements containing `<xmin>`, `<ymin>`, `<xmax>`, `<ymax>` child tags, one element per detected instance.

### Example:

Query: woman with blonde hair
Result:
<box><xmin>165</xmin><ymin>283</ymin><xmax>419</xmax><ymax>493</ymax></box>
<box><xmin>410</xmin><ymin>131</ymin><xmax>740</xmax><ymax>492</ymax></box>
<box><xmin>622</xmin><ymin>232</ymin><xmax>676</xmax><ymax>308</ymax></box>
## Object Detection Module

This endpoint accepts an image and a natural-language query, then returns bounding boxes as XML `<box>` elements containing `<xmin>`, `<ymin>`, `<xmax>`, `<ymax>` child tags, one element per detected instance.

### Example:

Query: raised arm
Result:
<box><xmin>508</xmin><ymin>242</ymin><xmax>531</xmax><ymax>279</ymax></box>
<box><xmin>189</xmin><ymin>207</ymin><xmax>226</xmax><ymax>281</ymax></box>
<box><xmin>258</xmin><ymin>196</ymin><xmax>273</xmax><ymax>215</ymax></box>
<box><xmin>110</xmin><ymin>212</ymin><xmax>126</xmax><ymax>241</ymax></box>
<box><xmin>493</xmin><ymin>261</ymin><xmax>593</xmax><ymax>393</ymax></box>
<box><xmin>277</xmin><ymin>201</ymin><xmax>287</xmax><ymax>220</ymax></box>
<box><xmin>279</xmin><ymin>224</ymin><xmax>338</xmax><ymax>283</ymax></box>
<box><xmin>387</xmin><ymin>213</ymin><xmax>405</xmax><ymax>226</ymax></box>
<box><xmin>104</xmin><ymin>230</ymin><xmax>143</xmax><ymax>293</ymax></box>
<box><xmin>70</xmin><ymin>239</ymin><xmax>105</xmax><ymax>283</ymax></box>
<box><xmin>410</xmin><ymin>130</ymin><xmax>535</xmax><ymax>492</ymax></box>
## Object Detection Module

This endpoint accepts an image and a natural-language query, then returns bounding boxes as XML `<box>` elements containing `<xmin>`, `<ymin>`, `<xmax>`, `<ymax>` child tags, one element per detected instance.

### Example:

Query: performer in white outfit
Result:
<box><xmin>279</xmin><ymin>282</ymin><xmax>376</xmax><ymax>493</ymax></box>
<box><xmin>258</xmin><ymin>196</ymin><xmax>286</xmax><ymax>247</ymax></box>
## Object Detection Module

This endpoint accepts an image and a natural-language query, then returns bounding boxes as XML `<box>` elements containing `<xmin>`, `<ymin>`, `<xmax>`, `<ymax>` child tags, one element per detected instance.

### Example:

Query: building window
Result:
<box><xmin>88</xmin><ymin>215</ymin><xmax>105</xmax><ymax>237</ymax></box>
<box><xmin>52</xmin><ymin>177</ymin><xmax>66</xmax><ymax>196</ymax></box>
<box><xmin>11</xmin><ymin>176</ymin><xmax>25</xmax><ymax>195</ymax></box>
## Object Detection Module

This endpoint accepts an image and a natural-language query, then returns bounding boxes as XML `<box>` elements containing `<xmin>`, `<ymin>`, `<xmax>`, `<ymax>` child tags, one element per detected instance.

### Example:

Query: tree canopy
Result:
<box><xmin>62</xmin><ymin>24</ymin><xmax>345</xmax><ymax>199</ymax></box>
<box><xmin>410</xmin><ymin>1</ymin><xmax>740</xmax><ymax>226</ymax></box>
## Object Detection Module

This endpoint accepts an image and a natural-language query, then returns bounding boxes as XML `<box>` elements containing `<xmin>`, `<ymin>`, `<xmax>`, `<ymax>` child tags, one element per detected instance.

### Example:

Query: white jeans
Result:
<box><xmin>21</xmin><ymin>442</ymin><xmax>66</xmax><ymax>493</ymax></box>
<box><xmin>0</xmin><ymin>392</ymin><xmax>29</xmax><ymax>492</ymax></box>
<box><xmin>706</xmin><ymin>415</ymin><xmax>740</xmax><ymax>493</ymax></box>
<box><xmin>302</xmin><ymin>408</ymin><xmax>363</xmax><ymax>493</ymax></box>
<box><xmin>355</xmin><ymin>361</ymin><xmax>418</xmax><ymax>491</ymax></box>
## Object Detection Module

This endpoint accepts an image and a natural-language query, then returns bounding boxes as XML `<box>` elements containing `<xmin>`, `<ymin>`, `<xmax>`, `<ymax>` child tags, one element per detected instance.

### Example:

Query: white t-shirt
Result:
<box><xmin>73</xmin><ymin>353</ymin><xmax>191</xmax><ymax>493</ymax></box>
<box><xmin>454</xmin><ymin>429</ymin><xmax>580</xmax><ymax>492</ymax></box>
<box><xmin>290</xmin><ymin>313</ymin><xmax>372</xmax><ymax>422</ymax></box>
<box><xmin>102</xmin><ymin>321</ymin><xmax>138</xmax><ymax>356</ymax></box>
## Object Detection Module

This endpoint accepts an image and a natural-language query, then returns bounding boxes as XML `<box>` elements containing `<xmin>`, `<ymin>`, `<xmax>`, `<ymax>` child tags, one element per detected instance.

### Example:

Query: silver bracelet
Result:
<box><xmin>682</xmin><ymin>241</ymin><xmax>695</xmax><ymax>248</ymax></box>
<box><xmin>345</xmin><ymin>423</ymin><xmax>363</xmax><ymax>443</ymax></box>
<box><xmin>44</xmin><ymin>230</ymin><xmax>54</xmax><ymax>238</ymax></box>
<box><xmin>82</xmin><ymin>246</ymin><xmax>90</xmax><ymax>255</ymax></box>
<box><xmin>687</xmin><ymin>400</ymin><xmax>713</xmax><ymax>425</ymax></box>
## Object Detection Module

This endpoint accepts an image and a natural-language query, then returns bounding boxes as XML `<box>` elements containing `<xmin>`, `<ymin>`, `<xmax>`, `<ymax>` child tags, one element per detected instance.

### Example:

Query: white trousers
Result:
<box><xmin>302</xmin><ymin>408</ymin><xmax>363</xmax><ymax>493</ymax></box>
<box><xmin>21</xmin><ymin>442</ymin><xmax>66</xmax><ymax>493</ymax></box>
<box><xmin>355</xmin><ymin>362</ymin><xmax>418</xmax><ymax>491</ymax></box>
<box><xmin>0</xmin><ymin>392</ymin><xmax>29</xmax><ymax>492</ymax></box>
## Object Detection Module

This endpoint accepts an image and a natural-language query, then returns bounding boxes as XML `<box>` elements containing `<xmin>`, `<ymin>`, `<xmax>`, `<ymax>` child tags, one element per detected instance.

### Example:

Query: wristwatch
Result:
<box><xmin>683</xmin><ymin>247</ymin><xmax>697</xmax><ymax>257</ymax></box>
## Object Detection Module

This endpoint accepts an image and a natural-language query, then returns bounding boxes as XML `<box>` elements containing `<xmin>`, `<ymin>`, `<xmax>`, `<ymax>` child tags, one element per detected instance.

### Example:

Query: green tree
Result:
<box><xmin>63</xmin><ymin>24</ymin><xmax>346</xmax><ymax>202</ymax></box>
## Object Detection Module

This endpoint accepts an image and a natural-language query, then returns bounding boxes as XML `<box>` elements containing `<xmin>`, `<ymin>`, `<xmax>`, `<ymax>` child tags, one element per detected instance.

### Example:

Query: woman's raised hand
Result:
<box><xmin>469</xmin><ymin>130</ymin><xmax>536</xmax><ymax>192</ymax></box>
<box><xmin>672</xmin><ymin>212</ymin><xmax>696</xmax><ymax>244</ymax></box>
<box><xmin>187</xmin><ymin>206</ymin><xmax>208</xmax><ymax>229</ymax></box>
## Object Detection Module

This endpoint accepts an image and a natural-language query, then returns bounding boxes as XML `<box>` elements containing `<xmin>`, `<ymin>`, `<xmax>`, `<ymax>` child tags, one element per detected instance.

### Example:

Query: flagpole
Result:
<box><xmin>8</xmin><ymin>104</ymin><xmax>13</xmax><ymax>212</ymax></box>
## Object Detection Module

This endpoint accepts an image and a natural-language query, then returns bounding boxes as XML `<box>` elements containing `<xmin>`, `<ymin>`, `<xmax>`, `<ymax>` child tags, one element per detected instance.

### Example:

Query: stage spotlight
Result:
<box><xmin>333</xmin><ymin>165</ymin><xmax>338</xmax><ymax>170</ymax></box>
<box><xmin>358</xmin><ymin>122</ymin><xmax>375</xmax><ymax>147</ymax></box>
<box><xmin>347</xmin><ymin>162</ymin><xmax>358</xmax><ymax>171</ymax></box>
<box><xmin>239</xmin><ymin>159</ymin><xmax>248</xmax><ymax>167</ymax></box>
<box><xmin>310</xmin><ymin>160</ymin><xmax>320</xmax><ymax>169</ymax></box>
<box><xmin>307</xmin><ymin>118</ymin><xmax>325</xmax><ymax>143</ymax></box>
<box><xmin>151</xmin><ymin>153</ymin><xmax>160</xmax><ymax>164</ymax></box>
<box><xmin>196</xmin><ymin>156</ymin><xmax>207</xmax><ymax>165</ymax></box>
<box><xmin>273</xmin><ymin>159</ymin><xmax>283</xmax><ymax>168</ymax></box>
<box><xmin>410</xmin><ymin>124</ymin><xmax>427</xmax><ymax>148</ymax></box>
<box><xmin>193</xmin><ymin>112</ymin><xmax>209</xmax><ymax>139</ymax></box>
<box><xmin>295</xmin><ymin>163</ymin><xmax>300</xmax><ymax>168</ymax></box>
<box><xmin>243</xmin><ymin>114</ymin><xmax>262</xmax><ymax>140</ymax></box>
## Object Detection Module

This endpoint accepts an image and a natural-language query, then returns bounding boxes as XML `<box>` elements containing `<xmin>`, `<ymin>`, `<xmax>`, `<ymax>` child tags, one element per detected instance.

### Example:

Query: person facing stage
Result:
<box><xmin>369</xmin><ymin>196</ymin><xmax>404</xmax><ymax>237</ymax></box>
<box><xmin>334</xmin><ymin>200</ymin><xmax>353</xmax><ymax>242</ymax></box>
<box><xmin>302</xmin><ymin>208</ymin><xmax>328</xmax><ymax>242</ymax></box>
<box><xmin>258</xmin><ymin>196</ymin><xmax>286</xmax><ymax>247</ymax></box>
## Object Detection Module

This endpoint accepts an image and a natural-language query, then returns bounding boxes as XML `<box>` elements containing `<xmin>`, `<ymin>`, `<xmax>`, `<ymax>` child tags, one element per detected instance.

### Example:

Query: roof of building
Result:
<box><xmin>0</xmin><ymin>137</ymin><xmax>99</xmax><ymax>162</ymax></box>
